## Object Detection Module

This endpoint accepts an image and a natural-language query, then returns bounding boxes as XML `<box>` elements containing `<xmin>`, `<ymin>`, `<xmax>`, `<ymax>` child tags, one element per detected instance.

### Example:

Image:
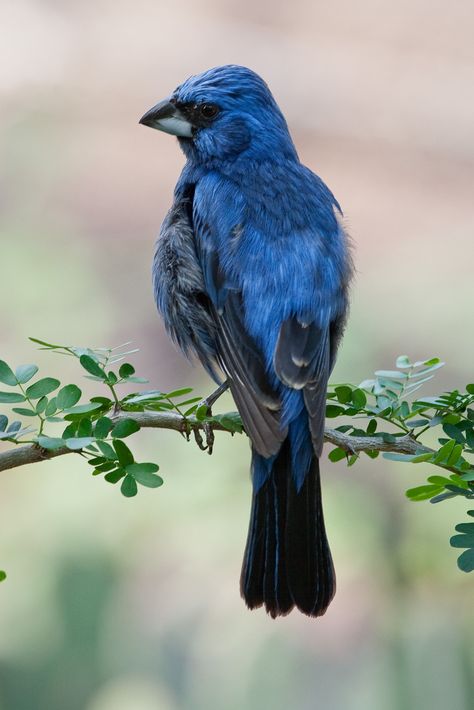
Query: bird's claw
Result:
<box><xmin>192</xmin><ymin>421</ymin><xmax>215</xmax><ymax>454</ymax></box>
<box><xmin>345</xmin><ymin>443</ymin><xmax>357</xmax><ymax>456</ymax></box>
<box><xmin>192</xmin><ymin>381</ymin><xmax>230</xmax><ymax>455</ymax></box>
<box><xmin>202</xmin><ymin>420</ymin><xmax>215</xmax><ymax>454</ymax></box>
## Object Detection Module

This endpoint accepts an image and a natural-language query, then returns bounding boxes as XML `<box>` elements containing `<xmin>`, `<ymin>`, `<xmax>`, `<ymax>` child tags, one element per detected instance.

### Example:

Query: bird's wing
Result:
<box><xmin>192</xmin><ymin>181</ymin><xmax>286</xmax><ymax>458</ymax></box>
<box><xmin>274</xmin><ymin>313</ymin><xmax>347</xmax><ymax>456</ymax></box>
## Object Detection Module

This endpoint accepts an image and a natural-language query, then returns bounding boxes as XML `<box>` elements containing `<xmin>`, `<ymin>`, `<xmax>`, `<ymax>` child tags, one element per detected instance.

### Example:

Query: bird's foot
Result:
<box><xmin>193</xmin><ymin>380</ymin><xmax>230</xmax><ymax>455</ymax></box>
<box><xmin>193</xmin><ymin>422</ymin><xmax>215</xmax><ymax>454</ymax></box>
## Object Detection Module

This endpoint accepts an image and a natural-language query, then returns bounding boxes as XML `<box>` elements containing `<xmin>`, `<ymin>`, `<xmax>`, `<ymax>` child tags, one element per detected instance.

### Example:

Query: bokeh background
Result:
<box><xmin>1</xmin><ymin>1</ymin><xmax>473</xmax><ymax>708</ymax></box>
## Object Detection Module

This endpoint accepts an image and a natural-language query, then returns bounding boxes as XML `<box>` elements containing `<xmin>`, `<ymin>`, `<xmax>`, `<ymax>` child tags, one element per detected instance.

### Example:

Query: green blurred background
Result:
<box><xmin>1</xmin><ymin>1</ymin><xmax>473</xmax><ymax>708</ymax></box>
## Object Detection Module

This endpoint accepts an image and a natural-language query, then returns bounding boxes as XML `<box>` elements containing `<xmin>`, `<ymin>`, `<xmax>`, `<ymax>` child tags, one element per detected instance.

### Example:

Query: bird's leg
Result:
<box><xmin>200</xmin><ymin>380</ymin><xmax>231</xmax><ymax>409</ymax></box>
<box><xmin>193</xmin><ymin>380</ymin><xmax>230</xmax><ymax>455</ymax></box>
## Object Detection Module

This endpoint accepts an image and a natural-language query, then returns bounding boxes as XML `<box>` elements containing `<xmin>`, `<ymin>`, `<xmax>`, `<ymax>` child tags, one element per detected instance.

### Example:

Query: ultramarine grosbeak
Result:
<box><xmin>140</xmin><ymin>65</ymin><xmax>353</xmax><ymax>618</ymax></box>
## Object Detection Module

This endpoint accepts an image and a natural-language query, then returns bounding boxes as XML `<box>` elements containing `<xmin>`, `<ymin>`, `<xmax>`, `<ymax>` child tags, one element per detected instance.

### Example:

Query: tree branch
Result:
<box><xmin>0</xmin><ymin>409</ymin><xmax>434</xmax><ymax>474</ymax></box>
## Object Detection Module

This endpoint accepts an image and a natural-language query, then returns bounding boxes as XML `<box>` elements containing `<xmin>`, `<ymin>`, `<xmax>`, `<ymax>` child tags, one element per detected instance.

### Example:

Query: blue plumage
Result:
<box><xmin>141</xmin><ymin>65</ymin><xmax>353</xmax><ymax>617</ymax></box>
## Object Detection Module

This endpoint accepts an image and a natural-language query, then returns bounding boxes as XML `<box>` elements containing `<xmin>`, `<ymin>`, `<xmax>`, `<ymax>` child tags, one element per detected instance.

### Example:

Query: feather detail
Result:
<box><xmin>241</xmin><ymin>436</ymin><xmax>335</xmax><ymax>618</ymax></box>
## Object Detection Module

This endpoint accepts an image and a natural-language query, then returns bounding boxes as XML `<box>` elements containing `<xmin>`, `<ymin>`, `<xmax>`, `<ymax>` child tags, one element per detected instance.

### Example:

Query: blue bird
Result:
<box><xmin>140</xmin><ymin>65</ymin><xmax>353</xmax><ymax>618</ymax></box>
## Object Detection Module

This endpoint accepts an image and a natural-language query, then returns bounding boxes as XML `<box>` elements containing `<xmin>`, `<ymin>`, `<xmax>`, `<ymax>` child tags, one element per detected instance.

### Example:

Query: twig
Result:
<box><xmin>0</xmin><ymin>411</ymin><xmax>433</xmax><ymax>474</ymax></box>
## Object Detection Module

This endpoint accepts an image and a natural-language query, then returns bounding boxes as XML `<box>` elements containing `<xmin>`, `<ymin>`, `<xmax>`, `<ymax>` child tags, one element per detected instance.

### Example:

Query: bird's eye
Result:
<box><xmin>200</xmin><ymin>103</ymin><xmax>219</xmax><ymax>119</ymax></box>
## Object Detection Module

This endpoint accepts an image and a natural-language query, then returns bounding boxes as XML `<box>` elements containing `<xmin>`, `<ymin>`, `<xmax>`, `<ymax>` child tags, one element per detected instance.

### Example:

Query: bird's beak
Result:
<box><xmin>139</xmin><ymin>98</ymin><xmax>193</xmax><ymax>138</ymax></box>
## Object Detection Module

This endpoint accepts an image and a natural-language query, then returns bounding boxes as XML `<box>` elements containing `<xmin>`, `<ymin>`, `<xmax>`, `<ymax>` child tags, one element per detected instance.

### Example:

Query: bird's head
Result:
<box><xmin>139</xmin><ymin>65</ymin><xmax>297</xmax><ymax>165</ymax></box>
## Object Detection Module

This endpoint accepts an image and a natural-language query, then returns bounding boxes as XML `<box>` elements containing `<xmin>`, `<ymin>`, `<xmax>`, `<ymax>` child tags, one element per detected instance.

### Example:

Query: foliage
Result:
<box><xmin>326</xmin><ymin>355</ymin><xmax>474</xmax><ymax>571</ymax></box>
<box><xmin>0</xmin><ymin>341</ymin><xmax>473</xmax><ymax>575</ymax></box>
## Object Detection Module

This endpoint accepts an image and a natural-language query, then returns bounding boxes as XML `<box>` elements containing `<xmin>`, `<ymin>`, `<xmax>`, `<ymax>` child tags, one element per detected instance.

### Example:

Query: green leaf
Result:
<box><xmin>88</xmin><ymin>456</ymin><xmax>106</xmax><ymax>466</ymax></box>
<box><xmin>166</xmin><ymin>388</ymin><xmax>194</xmax><ymax>398</ymax></box>
<box><xmin>450</xmin><ymin>534</ymin><xmax>474</xmax><ymax>548</ymax></box>
<box><xmin>411</xmin><ymin>365</ymin><xmax>445</xmax><ymax>381</ymax></box>
<box><xmin>93</xmin><ymin>461</ymin><xmax>118</xmax><ymax>473</ymax></box>
<box><xmin>12</xmin><ymin>407</ymin><xmax>37</xmax><ymax>417</ymax></box>
<box><xmin>78</xmin><ymin>418</ymin><xmax>93</xmax><ymax>437</ymax></box>
<box><xmin>94</xmin><ymin>417</ymin><xmax>114</xmax><ymax>439</ymax></box>
<box><xmin>29</xmin><ymin>337</ymin><xmax>62</xmax><ymax>349</ymax></box>
<box><xmin>367</xmin><ymin>419</ymin><xmax>377</xmax><ymax>435</ymax></box>
<box><xmin>111</xmin><ymin>419</ymin><xmax>140</xmax><ymax>438</ymax></box>
<box><xmin>124</xmin><ymin>390</ymin><xmax>163</xmax><ymax>404</ymax></box>
<box><xmin>427</xmin><ymin>475</ymin><xmax>453</xmax><ymax>486</ymax></box>
<box><xmin>335</xmin><ymin>424</ymin><xmax>352</xmax><ymax>433</ymax></box>
<box><xmin>107</xmin><ymin>371</ymin><xmax>118</xmax><ymax>385</ymax></box>
<box><xmin>0</xmin><ymin>392</ymin><xmax>26</xmax><ymax>403</ymax></box>
<box><xmin>465</xmin><ymin>429</ymin><xmax>474</xmax><ymax>449</ymax></box>
<box><xmin>455</xmin><ymin>523</ymin><xmax>474</xmax><ymax>534</ymax></box>
<box><xmin>466</xmin><ymin>384</ymin><xmax>474</xmax><ymax>395</ymax></box>
<box><xmin>406</xmin><ymin>484</ymin><xmax>444</xmax><ymax>501</ymax></box>
<box><xmin>334</xmin><ymin>386</ymin><xmax>352</xmax><ymax>404</ymax></box>
<box><xmin>328</xmin><ymin>447</ymin><xmax>347</xmax><ymax>462</ymax></box>
<box><xmin>0</xmin><ymin>361</ymin><xmax>17</xmax><ymax>386</ymax></box>
<box><xmin>351</xmin><ymin>389</ymin><xmax>367</xmax><ymax>408</ymax></box>
<box><xmin>119</xmin><ymin>363</ymin><xmax>135</xmax><ymax>378</ymax></box>
<box><xmin>0</xmin><ymin>415</ymin><xmax>7</xmax><ymax>431</ymax></box>
<box><xmin>443</xmin><ymin>421</ymin><xmax>465</xmax><ymax>438</ymax></box>
<box><xmin>104</xmin><ymin>468</ymin><xmax>126</xmax><ymax>483</ymax></box>
<box><xmin>90</xmin><ymin>396</ymin><xmax>113</xmax><ymax>407</ymax></box>
<box><xmin>113</xmin><ymin>439</ymin><xmax>134</xmax><ymax>467</ymax></box>
<box><xmin>62</xmin><ymin>422</ymin><xmax>78</xmax><ymax>438</ymax></box>
<box><xmin>121</xmin><ymin>474</ymin><xmax>138</xmax><ymax>497</ymax></box>
<box><xmin>0</xmin><ymin>570</ymin><xmax>6</xmax><ymax>582</ymax></box>
<box><xmin>36</xmin><ymin>436</ymin><xmax>65</xmax><ymax>450</ymax></box>
<box><xmin>15</xmin><ymin>364</ymin><xmax>39</xmax><ymax>384</ymax></box>
<box><xmin>96</xmin><ymin>440</ymin><xmax>117</xmax><ymax>459</ymax></box>
<box><xmin>65</xmin><ymin>437</ymin><xmax>96</xmax><ymax>450</ymax></box>
<box><xmin>45</xmin><ymin>398</ymin><xmax>57</xmax><ymax>416</ymax></box>
<box><xmin>422</xmin><ymin>357</ymin><xmax>442</xmax><ymax>367</ymax></box>
<box><xmin>375</xmin><ymin>370</ymin><xmax>407</xmax><ymax>379</ymax></box>
<box><xmin>396</xmin><ymin>355</ymin><xmax>411</xmax><ymax>368</ymax></box>
<box><xmin>376</xmin><ymin>395</ymin><xmax>393</xmax><ymax>411</ymax></box>
<box><xmin>79</xmin><ymin>355</ymin><xmax>106</xmax><ymax>379</ymax></box>
<box><xmin>406</xmin><ymin>418</ymin><xmax>430</xmax><ymax>428</ymax></box>
<box><xmin>430</xmin><ymin>491</ymin><xmax>459</xmax><ymax>504</ymax></box>
<box><xmin>383</xmin><ymin>452</ymin><xmax>417</xmax><ymax>463</ymax></box>
<box><xmin>195</xmin><ymin>404</ymin><xmax>209</xmax><ymax>421</ymax></box>
<box><xmin>434</xmin><ymin>439</ymin><xmax>456</xmax><ymax>464</ymax></box>
<box><xmin>326</xmin><ymin>405</ymin><xmax>345</xmax><ymax>418</ymax></box>
<box><xmin>213</xmin><ymin>412</ymin><xmax>243</xmax><ymax>434</ymax></box>
<box><xmin>56</xmin><ymin>384</ymin><xmax>81</xmax><ymax>409</ymax></box>
<box><xmin>63</xmin><ymin>402</ymin><xmax>103</xmax><ymax>416</ymax></box>
<box><xmin>445</xmin><ymin>484</ymin><xmax>470</xmax><ymax>496</ymax></box>
<box><xmin>457</xmin><ymin>549</ymin><xmax>474</xmax><ymax>573</ymax></box>
<box><xmin>447</xmin><ymin>444</ymin><xmax>463</xmax><ymax>466</ymax></box>
<box><xmin>126</xmin><ymin>462</ymin><xmax>159</xmax><ymax>475</ymax></box>
<box><xmin>126</xmin><ymin>463</ymin><xmax>163</xmax><ymax>487</ymax></box>
<box><xmin>35</xmin><ymin>397</ymin><xmax>48</xmax><ymax>414</ymax></box>
<box><xmin>399</xmin><ymin>401</ymin><xmax>410</xmax><ymax>419</ymax></box>
<box><xmin>365</xmin><ymin>450</ymin><xmax>379</xmax><ymax>459</ymax></box>
<box><xmin>25</xmin><ymin>378</ymin><xmax>60</xmax><ymax>399</ymax></box>
<box><xmin>411</xmin><ymin>452</ymin><xmax>434</xmax><ymax>463</ymax></box>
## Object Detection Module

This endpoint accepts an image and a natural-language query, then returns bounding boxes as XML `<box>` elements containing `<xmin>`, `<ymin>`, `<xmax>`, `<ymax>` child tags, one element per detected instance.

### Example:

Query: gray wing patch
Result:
<box><xmin>274</xmin><ymin>318</ymin><xmax>328</xmax><ymax>390</ymax></box>
<box><xmin>274</xmin><ymin>316</ymin><xmax>332</xmax><ymax>456</ymax></box>
<box><xmin>216</xmin><ymin>291</ymin><xmax>287</xmax><ymax>458</ymax></box>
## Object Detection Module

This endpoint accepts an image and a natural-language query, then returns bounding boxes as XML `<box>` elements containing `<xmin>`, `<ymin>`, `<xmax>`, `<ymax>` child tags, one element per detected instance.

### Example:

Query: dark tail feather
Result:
<box><xmin>240</xmin><ymin>441</ymin><xmax>335</xmax><ymax>618</ymax></box>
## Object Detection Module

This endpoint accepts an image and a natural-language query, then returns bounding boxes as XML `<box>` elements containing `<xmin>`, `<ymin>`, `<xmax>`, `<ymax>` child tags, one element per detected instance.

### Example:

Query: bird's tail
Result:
<box><xmin>240</xmin><ymin>432</ymin><xmax>335</xmax><ymax>618</ymax></box>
